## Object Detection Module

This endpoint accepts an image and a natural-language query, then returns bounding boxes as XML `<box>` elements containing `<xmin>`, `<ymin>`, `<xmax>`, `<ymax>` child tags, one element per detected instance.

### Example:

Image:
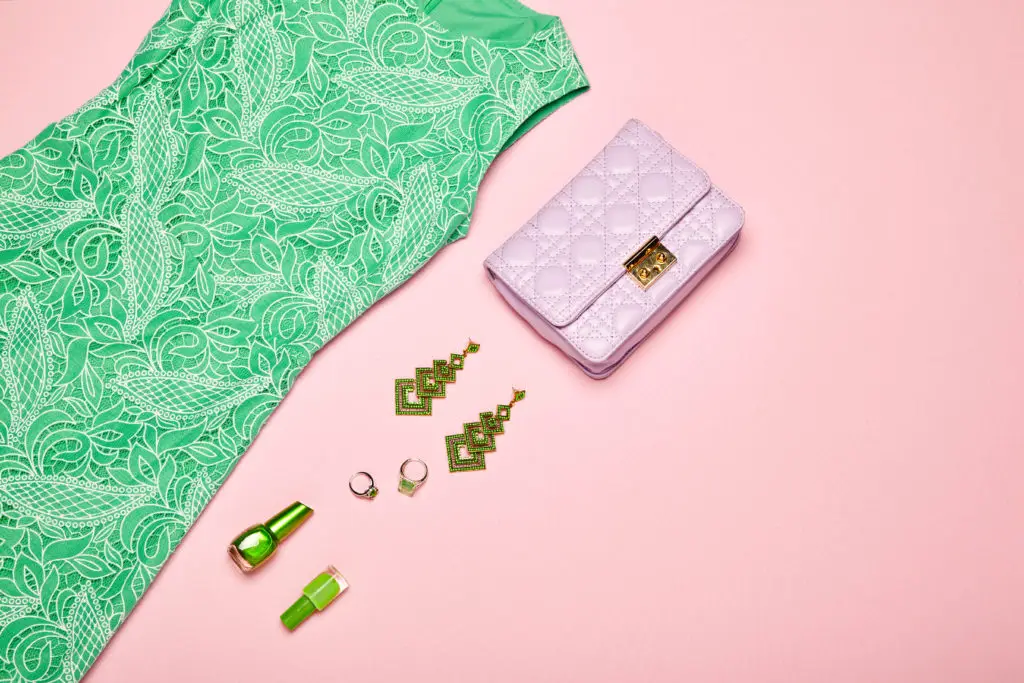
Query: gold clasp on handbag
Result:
<box><xmin>623</xmin><ymin>236</ymin><xmax>676</xmax><ymax>289</ymax></box>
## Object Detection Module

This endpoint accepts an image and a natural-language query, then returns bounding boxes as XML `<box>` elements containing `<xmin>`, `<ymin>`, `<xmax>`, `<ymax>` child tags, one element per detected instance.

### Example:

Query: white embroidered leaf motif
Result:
<box><xmin>134</xmin><ymin>90</ymin><xmax>173</xmax><ymax>207</ymax></box>
<box><xmin>236</xmin><ymin>13</ymin><xmax>279</xmax><ymax>132</ymax></box>
<box><xmin>110</xmin><ymin>372</ymin><xmax>270</xmax><ymax>418</ymax></box>
<box><xmin>314</xmin><ymin>254</ymin><xmax>363</xmax><ymax>340</ymax></box>
<box><xmin>122</xmin><ymin>199</ymin><xmax>169</xmax><ymax>337</ymax></box>
<box><xmin>344</xmin><ymin>0</ymin><xmax>373</xmax><ymax>35</ymax></box>
<box><xmin>63</xmin><ymin>587</ymin><xmax>109</xmax><ymax>682</ymax></box>
<box><xmin>337</xmin><ymin>68</ymin><xmax>483</xmax><ymax>112</ymax></box>
<box><xmin>383</xmin><ymin>164</ymin><xmax>442</xmax><ymax>286</ymax></box>
<box><xmin>0</xmin><ymin>192</ymin><xmax>91</xmax><ymax>249</ymax></box>
<box><xmin>0</xmin><ymin>476</ymin><xmax>153</xmax><ymax>527</ymax></box>
<box><xmin>227</xmin><ymin>164</ymin><xmax>372</xmax><ymax>212</ymax></box>
<box><xmin>213</xmin><ymin>273</ymin><xmax>283</xmax><ymax>305</ymax></box>
<box><xmin>234</xmin><ymin>0</ymin><xmax>261</xmax><ymax>26</ymax></box>
<box><xmin>0</xmin><ymin>596</ymin><xmax>36</xmax><ymax>629</ymax></box>
<box><xmin>3</xmin><ymin>293</ymin><xmax>51</xmax><ymax>435</ymax></box>
<box><xmin>517</xmin><ymin>74</ymin><xmax>544</xmax><ymax>118</ymax></box>
<box><xmin>185</xmin><ymin>471</ymin><xmax>214</xmax><ymax>519</ymax></box>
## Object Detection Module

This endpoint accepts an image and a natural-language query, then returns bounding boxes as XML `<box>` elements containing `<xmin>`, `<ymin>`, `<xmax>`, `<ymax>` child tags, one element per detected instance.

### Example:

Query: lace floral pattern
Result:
<box><xmin>0</xmin><ymin>0</ymin><xmax>587</xmax><ymax>679</ymax></box>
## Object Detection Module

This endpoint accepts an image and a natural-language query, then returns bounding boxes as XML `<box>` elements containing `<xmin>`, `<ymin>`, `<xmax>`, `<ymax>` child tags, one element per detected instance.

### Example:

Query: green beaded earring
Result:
<box><xmin>446</xmin><ymin>388</ymin><xmax>526</xmax><ymax>473</ymax></box>
<box><xmin>395</xmin><ymin>340</ymin><xmax>480</xmax><ymax>416</ymax></box>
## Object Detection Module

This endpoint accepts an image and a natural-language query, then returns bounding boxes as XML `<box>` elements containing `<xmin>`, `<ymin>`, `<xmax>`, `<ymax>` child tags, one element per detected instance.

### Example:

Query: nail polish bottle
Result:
<box><xmin>281</xmin><ymin>565</ymin><xmax>349</xmax><ymax>631</ymax></box>
<box><xmin>228</xmin><ymin>501</ymin><xmax>313</xmax><ymax>572</ymax></box>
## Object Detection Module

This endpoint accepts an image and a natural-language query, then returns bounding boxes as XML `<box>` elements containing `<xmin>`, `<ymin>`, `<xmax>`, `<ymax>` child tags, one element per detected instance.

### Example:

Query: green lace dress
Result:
<box><xmin>0</xmin><ymin>0</ymin><xmax>587</xmax><ymax>679</ymax></box>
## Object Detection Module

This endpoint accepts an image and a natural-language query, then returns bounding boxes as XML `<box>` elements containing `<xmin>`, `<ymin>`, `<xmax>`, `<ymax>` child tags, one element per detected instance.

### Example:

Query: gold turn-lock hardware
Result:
<box><xmin>623</xmin><ymin>236</ymin><xmax>676</xmax><ymax>289</ymax></box>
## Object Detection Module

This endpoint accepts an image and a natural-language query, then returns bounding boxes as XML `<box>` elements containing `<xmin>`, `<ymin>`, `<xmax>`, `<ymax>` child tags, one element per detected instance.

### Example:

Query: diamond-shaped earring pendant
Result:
<box><xmin>447</xmin><ymin>388</ymin><xmax>526</xmax><ymax>473</ymax></box>
<box><xmin>395</xmin><ymin>340</ymin><xmax>479</xmax><ymax>416</ymax></box>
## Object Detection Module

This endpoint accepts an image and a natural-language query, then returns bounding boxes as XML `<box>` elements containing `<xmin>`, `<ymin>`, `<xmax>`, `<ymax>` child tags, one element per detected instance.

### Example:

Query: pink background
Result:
<box><xmin>2</xmin><ymin>0</ymin><xmax>1024</xmax><ymax>681</ymax></box>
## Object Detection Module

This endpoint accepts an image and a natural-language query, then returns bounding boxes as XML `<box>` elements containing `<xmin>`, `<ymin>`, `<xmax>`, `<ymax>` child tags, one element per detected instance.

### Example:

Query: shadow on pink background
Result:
<box><xmin>1</xmin><ymin>0</ymin><xmax>1023</xmax><ymax>681</ymax></box>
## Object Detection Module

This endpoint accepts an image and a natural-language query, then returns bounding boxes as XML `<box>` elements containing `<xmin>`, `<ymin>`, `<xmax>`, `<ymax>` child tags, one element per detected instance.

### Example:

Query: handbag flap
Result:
<box><xmin>485</xmin><ymin>119</ymin><xmax>711</xmax><ymax>328</ymax></box>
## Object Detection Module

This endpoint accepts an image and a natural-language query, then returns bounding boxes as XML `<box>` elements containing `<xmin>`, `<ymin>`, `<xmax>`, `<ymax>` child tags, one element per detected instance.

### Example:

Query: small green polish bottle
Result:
<box><xmin>281</xmin><ymin>565</ymin><xmax>349</xmax><ymax>631</ymax></box>
<box><xmin>228</xmin><ymin>501</ymin><xmax>313</xmax><ymax>573</ymax></box>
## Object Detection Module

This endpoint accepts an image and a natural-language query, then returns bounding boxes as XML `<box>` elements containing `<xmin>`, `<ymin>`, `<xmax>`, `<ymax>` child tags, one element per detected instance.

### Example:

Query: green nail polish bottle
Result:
<box><xmin>228</xmin><ymin>501</ymin><xmax>313</xmax><ymax>573</ymax></box>
<box><xmin>281</xmin><ymin>565</ymin><xmax>349</xmax><ymax>631</ymax></box>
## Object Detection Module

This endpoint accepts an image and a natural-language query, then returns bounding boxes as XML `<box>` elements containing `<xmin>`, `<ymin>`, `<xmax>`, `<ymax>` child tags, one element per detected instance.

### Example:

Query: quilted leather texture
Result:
<box><xmin>561</xmin><ymin>187</ymin><xmax>743</xmax><ymax>362</ymax></box>
<box><xmin>485</xmin><ymin>119</ymin><xmax>711</xmax><ymax>327</ymax></box>
<box><xmin>485</xmin><ymin>119</ymin><xmax>744</xmax><ymax>376</ymax></box>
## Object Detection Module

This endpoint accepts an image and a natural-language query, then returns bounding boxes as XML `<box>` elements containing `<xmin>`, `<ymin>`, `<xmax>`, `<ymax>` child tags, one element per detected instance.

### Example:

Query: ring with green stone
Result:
<box><xmin>398</xmin><ymin>458</ymin><xmax>428</xmax><ymax>497</ymax></box>
<box><xmin>349</xmin><ymin>472</ymin><xmax>378</xmax><ymax>500</ymax></box>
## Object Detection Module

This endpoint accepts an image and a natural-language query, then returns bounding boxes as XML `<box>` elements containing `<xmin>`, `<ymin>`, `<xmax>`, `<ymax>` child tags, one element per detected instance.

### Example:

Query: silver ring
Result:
<box><xmin>349</xmin><ymin>472</ymin><xmax>378</xmax><ymax>500</ymax></box>
<box><xmin>398</xmin><ymin>458</ymin><xmax>428</xmax><ymax>496</ymax></box>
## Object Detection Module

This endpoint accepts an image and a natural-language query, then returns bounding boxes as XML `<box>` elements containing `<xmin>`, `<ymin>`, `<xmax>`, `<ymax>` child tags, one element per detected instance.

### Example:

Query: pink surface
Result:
<box><xmin>2</xmin><ymin>0</ymin><xmax>1023</xmax><ymax>681</ymax></box>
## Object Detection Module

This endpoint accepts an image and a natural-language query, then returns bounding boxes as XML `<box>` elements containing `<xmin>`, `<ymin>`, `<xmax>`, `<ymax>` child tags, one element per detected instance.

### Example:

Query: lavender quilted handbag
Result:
<box><xmin>484</xmin><ymin>119</ymin><xmax>745</xmax><ymax>378</ymax></box>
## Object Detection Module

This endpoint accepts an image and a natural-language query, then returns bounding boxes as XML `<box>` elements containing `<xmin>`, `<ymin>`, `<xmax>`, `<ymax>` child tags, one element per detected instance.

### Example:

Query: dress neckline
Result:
<box><xmin>415</xmin><ymin>0</ymin><xmax>558</xmax><ymax>48</ymax></box>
